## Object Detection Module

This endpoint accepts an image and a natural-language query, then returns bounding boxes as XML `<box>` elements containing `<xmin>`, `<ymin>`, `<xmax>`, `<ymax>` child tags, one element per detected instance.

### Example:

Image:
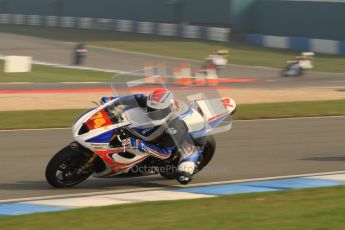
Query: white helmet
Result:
<box><xmin>146</xmin><ymin>89</ymin><xmax>174</xmax><ymax>120</ymax></box>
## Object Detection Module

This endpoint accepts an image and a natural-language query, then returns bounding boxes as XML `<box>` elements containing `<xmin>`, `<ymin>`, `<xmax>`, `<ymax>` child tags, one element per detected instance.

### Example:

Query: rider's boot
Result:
<box><xmin>176</xmin><ymin>146</ymin><xmax>203</xmax><ymax>185</ymax></box>
<box><xmin>177</xmin><ymin>171</ymin><xmax>193</xmax><ymax>185</ymax></box>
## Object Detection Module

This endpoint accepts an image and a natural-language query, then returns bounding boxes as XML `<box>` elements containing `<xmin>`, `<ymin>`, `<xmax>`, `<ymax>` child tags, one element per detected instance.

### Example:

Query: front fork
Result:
<box><xmin>70</xmin><ymin>142</ymin><xmax>98</xmax><ymax>173</ymax></box>
<box><xmin>77</xmin><ymin>153</ymin><xmax>98</xmax><ymax>174</ymax></box>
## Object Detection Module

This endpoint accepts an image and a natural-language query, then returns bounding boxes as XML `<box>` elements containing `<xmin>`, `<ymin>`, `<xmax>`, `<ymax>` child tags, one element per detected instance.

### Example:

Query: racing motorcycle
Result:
<box><xmin>281</xmin><ymin>52</ymin><xmax>314</xmax><ymax>77</ymax></box>
<box><xmin>45</xmin><ymin>93</ymin><xmax>236</xmax><ymax>188</ymax></box>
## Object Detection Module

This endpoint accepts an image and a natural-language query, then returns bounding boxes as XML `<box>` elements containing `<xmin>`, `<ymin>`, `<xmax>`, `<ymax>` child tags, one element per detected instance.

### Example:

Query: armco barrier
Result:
<box><xmin>246</xmin><ymin>34</ymin><xmax>344</xmax><ymax>56</ymax></box>
<box><xmin>245</xmin><ymin>34</ymin><xmax>263</xmax><ymax>46</ymax></box>
<box><xmin>0</xmin><ymin>14</ymin><xmax>230</xmax><ymax>42</ymax></box>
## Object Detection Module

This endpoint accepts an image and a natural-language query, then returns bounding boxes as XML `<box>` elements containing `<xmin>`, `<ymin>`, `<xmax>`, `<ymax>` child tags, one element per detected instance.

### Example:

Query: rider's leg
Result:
<box><xmin>135</xmin><ymin>139</ymin><xmax>173</xmax><ymax>160</ymax></box>
<box><xmin>177</xmin><ymin>146</ymin><xmax>203</xmax><ymax>185</ymax></box>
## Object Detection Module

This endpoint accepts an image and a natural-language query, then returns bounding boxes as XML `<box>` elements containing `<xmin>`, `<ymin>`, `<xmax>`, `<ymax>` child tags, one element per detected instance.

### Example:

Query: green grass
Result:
<box><xmin>1</xmin><ymin>185</ymin><xmax>345</xmax><ymax>229</ymax></box>
<box><xmin>1</xmin><ymin>24</ymin><xmax>345</xmax><ymax>73</ymax></box>
<box><xmin>0</xmin><ymin>60</ymin><xmax>140</xmax><ymax>82</ymax></box>
<box><xmin>233</xmin><ymin>99</ymin><xmax>345</xmax><ymax>120</ymax></box>
<box><xmin>1</xmin><ymin>100</ymin><xmax>345</xmax><ymax>130</ymax></box>
<box><xmin>0</xmin><ymin>109</ymin><xmax>86</xmax><ymax>129</ymax></box>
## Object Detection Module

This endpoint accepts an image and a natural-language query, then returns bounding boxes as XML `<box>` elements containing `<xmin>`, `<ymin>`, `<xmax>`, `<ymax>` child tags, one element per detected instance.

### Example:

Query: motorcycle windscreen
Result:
<box><xmin>85</xmin><ymin>109</ymin><xmax>113</xmax><ymax>130</ymax></box>
<box><xmin>110</xmin><ymin>66</ymin><xmax>233</xmax><ymax>132</ymax></box>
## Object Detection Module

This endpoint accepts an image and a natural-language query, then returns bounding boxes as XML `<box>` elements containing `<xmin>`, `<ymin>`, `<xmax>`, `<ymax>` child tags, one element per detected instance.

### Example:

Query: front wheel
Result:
<box><xmin>45</xmin><ymin>145</ymin><xmax>94</xmax><ymax>188</ymax></box>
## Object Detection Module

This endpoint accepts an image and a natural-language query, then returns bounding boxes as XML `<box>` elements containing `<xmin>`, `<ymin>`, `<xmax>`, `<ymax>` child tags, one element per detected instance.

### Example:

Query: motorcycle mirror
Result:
<box><xmin>92</xmin><ymin>101</ymin><xmax>99</xmax><ymax>107</ymax></box>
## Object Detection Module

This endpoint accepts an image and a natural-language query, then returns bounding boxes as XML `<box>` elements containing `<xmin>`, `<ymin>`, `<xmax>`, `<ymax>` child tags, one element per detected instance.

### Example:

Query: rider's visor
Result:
<box><xmin>147</xmin><ymin>105</ymin><xmax>172</xmax><ymax>120</ymax></box>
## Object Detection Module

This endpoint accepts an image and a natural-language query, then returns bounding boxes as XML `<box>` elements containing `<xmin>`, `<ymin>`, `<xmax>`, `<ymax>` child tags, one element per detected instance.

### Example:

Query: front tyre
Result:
<box><xmin>45</xmin><ymin>145</ymin><xmax>94</xmax><ymax>188</ymax></box>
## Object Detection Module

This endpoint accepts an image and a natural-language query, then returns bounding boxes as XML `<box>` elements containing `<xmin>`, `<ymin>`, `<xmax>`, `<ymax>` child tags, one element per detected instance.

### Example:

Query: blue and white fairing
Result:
<box><xmin>191</xmin><ymin>97</ymin><xmax>236</xmax><ymax>134</ymax></box>
<box><xmin>72</xmin><ymin>96</ymin><xmax>235</xmax><ymax>151</ymax></box>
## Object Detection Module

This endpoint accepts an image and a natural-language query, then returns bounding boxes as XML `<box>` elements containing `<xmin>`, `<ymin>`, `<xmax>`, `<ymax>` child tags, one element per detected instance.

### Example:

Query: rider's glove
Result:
<box><xmin>119</xmin><ymin>137</ymin><xmax>140</xmax><ymax>150</ymax></box>
<box><xmin>100</xmin><ymin>97</ymin><xmax>111</xmax><ymax>105</ymax></box>
<box><xmin>100</xmin><ymin>97</ymin><xmax>119</xmax><ymax>107</ymax></box>
<box><xmin>177</xmin><ymin>171</ymin><xmax>193</xmax><ymax>185</ymax></box>
<box><xmin>128</xmin><ymin>137</ymin><xmax>140</xmax><ymax>149</ymax></box>
<box><xmin>109</xmin><ymin>100</ymin><xmax>120</xmax><ymax>110</ymax></box>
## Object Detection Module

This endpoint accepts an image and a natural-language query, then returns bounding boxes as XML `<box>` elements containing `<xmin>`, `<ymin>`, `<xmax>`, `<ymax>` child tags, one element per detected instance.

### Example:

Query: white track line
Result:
<box><xmin>86</xmin><ymin>46</ymin><xmax>345</xmax><ymax>75</ymax></box>
<box><xmin>0</xmin><ymin>187</ymin><xmax>166</xmax><ymax>204</ymax></box>
<box><xmin>24</xmin><ymin>191</ymin><xmax>214</xmax><ymax>208</ymax></box>
<box><xmin>1</xmin><ymin>170</ymin><xmax>345</xmax><ymax>204</ymax></box>
<box><xmin>173</xmin><ymin>170</ymin><xmax>345</xmax><ymax>188</ymax></box>
<box><xmin>0</xmin><ymin>55</ymin><xmax>123</xmax><ymax>74</ymax></box>
<box><xmin>2</xmin><ymin>41</ymin><xmax>345</xmax><ymax>77</ymax></box>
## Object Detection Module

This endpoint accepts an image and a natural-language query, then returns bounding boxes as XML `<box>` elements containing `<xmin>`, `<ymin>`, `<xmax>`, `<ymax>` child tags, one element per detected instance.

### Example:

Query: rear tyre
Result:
<box><xmin>159</xmin><ymin>135</ymin><xmax>216</xmax><ymax>179</ymax></box>
<box><xmin>281</xmin><ymin>69</ymin><xmax>288</xmax><ymax>77</ymax></box>
<box><xmin>296</xmin><ymin>67</ymin><xmax>304</xmax><ymax>77</ymax></box>
<box><xmin>194</xmin><ymin>135</ymin><xmax>216</xmax><ymax>174</ymax></box>
<box><xmin>159</xmin><ymin>158</ymin><xmax>179</xmax><ymax>179</ymax></box>
<box><xmin>159</xmin><ymin>169</ymin><xmax>178</xmax><ymax>179</ymax></box>
<box><xmin>45</xmin><ymin>145</ymin><xmax>94</xmax><ymax>188</ymax></box>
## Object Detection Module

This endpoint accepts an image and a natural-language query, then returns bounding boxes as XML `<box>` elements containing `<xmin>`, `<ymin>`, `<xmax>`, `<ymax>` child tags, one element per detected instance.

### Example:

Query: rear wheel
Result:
<box><xmin>296</xmin><ymin>67</ymin><xmax>304</xmax><ymax>77</ymax></box>
<box><xmin>45</xmin><ymin>145</ymin><xmax>94</xmax><ymax>188</ymax></box>
<box><xmin>159</xmin><ymin>157</ymin><xmax>179</xmax><ymax>179</ymax></box>
<box><xmin>194</xmin><ymin>135</ymin><xmax>216</xmax><ymax>174</ymax></box>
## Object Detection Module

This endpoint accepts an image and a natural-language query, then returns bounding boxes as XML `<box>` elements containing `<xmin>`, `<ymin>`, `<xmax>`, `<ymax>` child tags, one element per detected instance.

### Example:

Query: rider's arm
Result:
<box><xmin>100</xmin><ymin>96</ymin><xmax>118</xmax><ymax>105</ymax></box>
<box><xmin>133</xmin><ymin>118</ymin><xmax>205</xmax><ymax>160</ymax></box>
<box><xmin>137</xmin><ymin>140</ymin><xmax>173</xmax><ymax>159</ymax></box>
<box><xmin>101</xmin><ymin>94</ymin><xmax>147</xmax><ymax>107</ymax></box>
<box><xmin>115</xmin><ymin>94</ymin><xmax>147</xmax><ymax>107</ymax></box>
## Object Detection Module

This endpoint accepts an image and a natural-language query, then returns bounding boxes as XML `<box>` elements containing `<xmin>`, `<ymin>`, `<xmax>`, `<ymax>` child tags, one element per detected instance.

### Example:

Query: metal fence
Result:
<box><xmin>246</xmin><ymin>34</ymin><xmax>345</xmax><ymax>56</ymax></box>
<box><xmin>0</xmin><ymin>14</ymin><xmax>231</xmax><ymax>42</ymax></box>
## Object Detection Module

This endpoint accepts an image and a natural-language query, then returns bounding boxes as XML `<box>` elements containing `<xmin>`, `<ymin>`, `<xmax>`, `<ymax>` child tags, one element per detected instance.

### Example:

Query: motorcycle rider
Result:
<box><xmin>100</xmin><ymin>89</ymin><xmax>207</xmax><ymax>185</ymax></box>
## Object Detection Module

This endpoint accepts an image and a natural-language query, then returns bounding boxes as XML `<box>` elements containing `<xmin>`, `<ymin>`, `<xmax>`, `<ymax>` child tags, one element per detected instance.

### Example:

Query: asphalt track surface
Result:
<box><xmin>1</xmin><ymin>33</ymin><xmax>345</xmax><ymax>91</ymax></box>
<box><xmin>0</xmin><ymin>117</ymin><xmax>344</xmax><ymax>201</ymax></box>
<box><xmin>0</xmin><ymin>33</ymin><xmax>344</xmax><ymax>201</ymax></box>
